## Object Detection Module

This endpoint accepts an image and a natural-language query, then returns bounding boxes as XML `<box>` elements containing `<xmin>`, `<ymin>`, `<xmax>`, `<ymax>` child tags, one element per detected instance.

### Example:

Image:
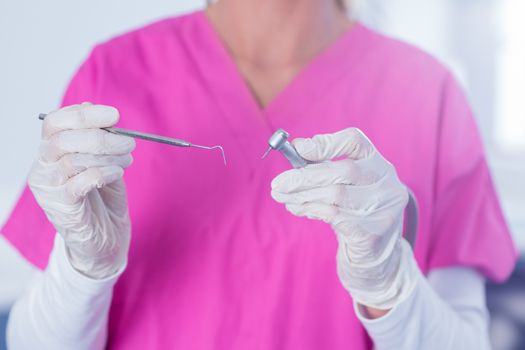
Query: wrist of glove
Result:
<box><xmin>60</xmin><ymin>198</ymin><xmax>131</xmax><ymax>279</ymax></box>
<box><xmin>28</xmin><ymin>103</ymin><xmax>135</xmax><ymax>279</ymax></box>
<box><xmin>271</xmin><ymin>128</ymin><xmax>418</xmax><ymax>310</ymax></box>
<box><xmin>338</xmin><ymin>238</ymin><xmax>419</xmax><ymax>310</ymax></box>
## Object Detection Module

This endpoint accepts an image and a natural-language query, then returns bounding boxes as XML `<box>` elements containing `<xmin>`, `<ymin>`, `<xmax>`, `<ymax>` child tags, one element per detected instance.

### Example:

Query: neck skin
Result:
<box><xmin>206</xmin><ymin>0</ymin><xmax>351</xmax><ymax>67</ymax></box>
<box><xmin>205</xmin><ymin>0</ymin><xmax>352</xmax><ymax>107</ymax></box>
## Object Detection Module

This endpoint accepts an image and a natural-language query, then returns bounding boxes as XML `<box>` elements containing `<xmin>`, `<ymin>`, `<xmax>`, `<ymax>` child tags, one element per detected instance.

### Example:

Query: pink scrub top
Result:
<box><xmin>1</xmin><ymin>10</ymin><xmax>517</xmax><ymax>350</ymax></box>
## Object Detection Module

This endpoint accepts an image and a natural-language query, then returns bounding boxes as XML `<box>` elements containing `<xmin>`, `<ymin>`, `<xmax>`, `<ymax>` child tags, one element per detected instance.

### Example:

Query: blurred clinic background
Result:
<box><xmin>0</xmin><ymin>0</ymin><xmax>524</xmax><ymax>349</ymax></box>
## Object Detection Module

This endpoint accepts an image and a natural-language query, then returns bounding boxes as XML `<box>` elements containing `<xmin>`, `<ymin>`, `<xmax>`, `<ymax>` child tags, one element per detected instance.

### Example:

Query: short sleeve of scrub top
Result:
<box><xmin>423</xmin><ymin>72</ymin><xmax>517</xmax><ymax>282</ymax></box>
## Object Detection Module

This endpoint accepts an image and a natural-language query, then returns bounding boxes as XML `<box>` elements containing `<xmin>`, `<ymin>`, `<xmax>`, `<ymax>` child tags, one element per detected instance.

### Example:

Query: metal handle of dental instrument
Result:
<box><xmin>261</xmin><ymin>128</ymin><xmax>310</xmax><ymax>168</ymax></box>
<box><xmin>38</xmin><ymin>113</ymin><xmax>227</xmax><ymax>165</ymax></box>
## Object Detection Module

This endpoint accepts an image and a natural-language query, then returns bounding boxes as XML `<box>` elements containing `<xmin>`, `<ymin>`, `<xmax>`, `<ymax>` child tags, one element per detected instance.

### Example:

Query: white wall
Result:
<box><xmin>0</xmin><ymin>0</ymin><xmax>203</xmax><ymax>312</ymax></box>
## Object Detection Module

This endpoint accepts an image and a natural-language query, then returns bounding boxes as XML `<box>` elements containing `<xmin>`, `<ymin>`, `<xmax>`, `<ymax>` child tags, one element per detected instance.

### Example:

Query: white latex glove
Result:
<box><xmin>28</xmin><ymin>102</ymin><xmax>135</xmax><ymax>279</ymax></box>
<box><xmin>271</xmin><ymin>128</ymin><xmax>419</xmax><ymax>310</ymax></box>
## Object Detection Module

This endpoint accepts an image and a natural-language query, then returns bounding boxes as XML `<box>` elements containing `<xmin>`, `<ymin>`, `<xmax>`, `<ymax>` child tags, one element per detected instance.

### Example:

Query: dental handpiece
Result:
<box><xmin>38</xmin><ymin>113</ymin><xmax>226</xmax><ymax>165</ymax></box>
<box><xmin>261</xmin><ymin>128</ymin><xmax>311</xmax><ymax>168</ymax></box>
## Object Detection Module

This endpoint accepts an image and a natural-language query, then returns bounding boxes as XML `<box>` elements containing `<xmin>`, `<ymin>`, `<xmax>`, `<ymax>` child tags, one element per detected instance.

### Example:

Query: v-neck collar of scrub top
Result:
<box><xmin>181</xmin><ymin>11</ymin><xmax>371</xmax><ymax>169</ymax></box>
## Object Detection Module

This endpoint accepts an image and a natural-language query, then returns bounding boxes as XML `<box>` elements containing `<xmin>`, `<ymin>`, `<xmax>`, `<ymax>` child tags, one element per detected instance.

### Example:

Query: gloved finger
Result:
<box><xmin>271</xmin><ymin>158</ymin><xmax>384</xmax><ymax>194</ymax></box>
<box><xmin>274</xmin><ymin>181</ymin><xmax>394</xmax><ymax>212</ymax></box>
<box><xmin>58</xmin><ymin>153</ymin><xmax>133</xmax><ymax>183</ymax></box>
<box><xmin>272</xmin><ymin>184</ymin><xmax>346</xmax><ymax>205</ymax></box>
<box><xmin>42</xmin><ymin>103</ymin><xmax>119</xmax><ymax>139</ymax></box>
<box><xmin>292</xmin><ymin>128</ymin><xmax>374</xmax><ymax>162</ymax></box>
<box><xmin>285</xmin><ymin>202</ymin><xmax>339</xmax><ymax>223</ymax></box>
<box><xmin>40</xmin><ymin>128</ymin><xmax>136</xmax><ymax>162</ymax></box>
<box><xmin>65</xmin><ymin>165</ymin><xmax>124</xmax><ymax>202</ymax></box>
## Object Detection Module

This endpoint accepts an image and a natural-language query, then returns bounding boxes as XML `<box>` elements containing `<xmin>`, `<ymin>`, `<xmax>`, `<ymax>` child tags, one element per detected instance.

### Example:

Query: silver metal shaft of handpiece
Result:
<box><xmin>261</xmin><ymin>128</ymin><xmax>310</xmax><ymax>169</ymax></box>
<box><xmin>38</xmin><ymin>113</ymin><xmax>226</xmax><ymax>165</ymax></box>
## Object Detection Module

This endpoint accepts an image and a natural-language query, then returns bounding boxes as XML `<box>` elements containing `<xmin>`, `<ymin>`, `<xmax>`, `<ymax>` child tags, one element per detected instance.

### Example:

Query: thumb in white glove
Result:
<box><xmin>28</xmin><ymin>103</ymin><xmax>135</xmax><ymax>279</ymax></box>
<box><xmin>271</xmin><ymin>128</ymin><xmax>419</xmax><ymax>310</ymax></box>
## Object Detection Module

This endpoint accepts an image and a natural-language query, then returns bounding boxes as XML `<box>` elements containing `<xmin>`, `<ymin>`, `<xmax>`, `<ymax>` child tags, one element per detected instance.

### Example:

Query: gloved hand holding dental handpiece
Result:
<box><xmin>28</xmin><ymin>102</ymin><xmax>136</xmax><ymax>279</ymax></box>
<box><xmin>271</xmin><ymin>128</ymin><xmax>419</xmax><ymax>313</ymax></box>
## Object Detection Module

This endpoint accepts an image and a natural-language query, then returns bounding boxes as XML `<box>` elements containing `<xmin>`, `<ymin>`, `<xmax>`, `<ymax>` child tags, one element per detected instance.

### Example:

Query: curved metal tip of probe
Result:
<box><xmin>211</xmin><ymin>145</ymin><xmax>227</xmax><ymax>165</ymax></box>
<box><xmin>192</xmin><ymin>144</ymin><xmax>227</xmax><ymax>165</ymax></box>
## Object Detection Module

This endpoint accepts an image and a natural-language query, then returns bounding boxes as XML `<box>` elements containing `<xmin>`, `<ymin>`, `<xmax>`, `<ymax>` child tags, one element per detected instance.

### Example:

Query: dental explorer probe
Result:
<box><xmin>38</xmin><ymin>113</ymin><xmax>226</xmax><ymax>165</ymax></box>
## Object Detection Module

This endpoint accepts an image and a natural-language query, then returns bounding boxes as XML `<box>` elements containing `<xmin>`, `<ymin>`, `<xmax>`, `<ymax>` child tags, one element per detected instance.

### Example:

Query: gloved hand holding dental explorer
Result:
<box><xmin>271</xmin><ymin>128</ymin><xmax>417</xmax><ymax>311</ymax></box>
<box><xmin>28</xmin><ymin>102</ymin><xmax>135</xmax><ymax>279</ymax></box>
